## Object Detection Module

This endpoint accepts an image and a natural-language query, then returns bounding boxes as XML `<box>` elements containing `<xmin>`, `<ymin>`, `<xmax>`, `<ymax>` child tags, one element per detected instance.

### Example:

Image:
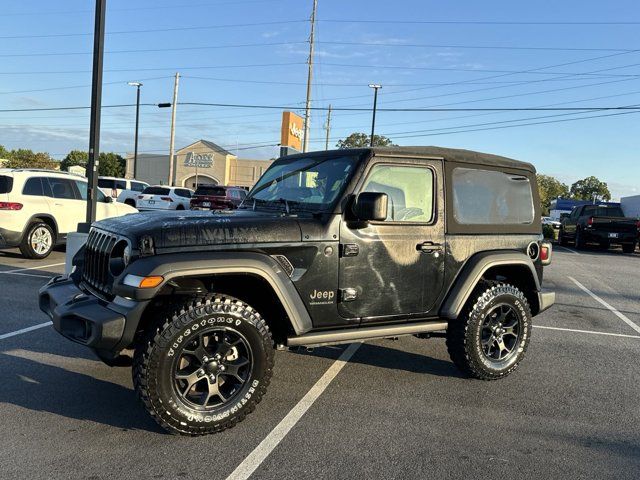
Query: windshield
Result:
<box><xmin>244</xmin><ymin>154</ymin><xmax>360</xmax><ymax>212</ymax></box>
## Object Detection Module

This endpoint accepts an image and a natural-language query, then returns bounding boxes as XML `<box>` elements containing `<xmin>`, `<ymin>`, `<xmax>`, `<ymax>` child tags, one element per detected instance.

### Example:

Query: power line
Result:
<box><xmin>318</xmin><ymin>40</ymin><xmax>635</xmax><ymax>53</ymax></box>
<box><xmin>320</xmin><ymin>19</ymin><xmax>640</xmax><ymax>26</ymax></box>
<box><xmin>0</xmin><ymin>62</ymin><xmax>304</xmax><ymax>76</ymax></box>
<box><xmin>0</xmin><ymin>41</ymin><xmax>307</xmax><ymax>58</ymax></box>
<box><xmin>0</xmin><ymin>20</ymin><xmax>307</xmax><ymax>39</ymax></box>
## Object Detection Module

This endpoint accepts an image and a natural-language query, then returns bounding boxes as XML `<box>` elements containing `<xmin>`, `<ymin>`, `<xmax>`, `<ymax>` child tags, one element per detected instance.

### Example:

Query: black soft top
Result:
<box><xmin>283</xmin><ymin>146</ymin><xmax>535</xmax><ymax>173</ymax></box>
<box><xmin>369</xmin><ymin>146</ymin><xmax>536</xmax><ymax>173</ymax></box>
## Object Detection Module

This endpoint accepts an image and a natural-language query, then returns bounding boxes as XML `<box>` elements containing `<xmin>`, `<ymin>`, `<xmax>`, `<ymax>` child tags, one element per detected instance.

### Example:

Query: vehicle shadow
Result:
<box><xmin>0</xmin><ymin>351</ymin><xmax>165</xmax><ymax>434</ymax></box>
<box><xmin>297</xmin><ymin>341</ymin><xmax>463</xmax><ymax>378</ymax></box>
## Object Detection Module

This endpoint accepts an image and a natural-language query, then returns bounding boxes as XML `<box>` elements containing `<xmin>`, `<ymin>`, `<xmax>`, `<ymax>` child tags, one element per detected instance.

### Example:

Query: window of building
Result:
<box><xmin>452</xmin><ymin>168</ymin><xmax>534</xmax><ymax>225</ymax></box>
<box><xmin>361</xmin><ymin>164</ymin><xmax>434</xmax><ymax>222</ymax></box>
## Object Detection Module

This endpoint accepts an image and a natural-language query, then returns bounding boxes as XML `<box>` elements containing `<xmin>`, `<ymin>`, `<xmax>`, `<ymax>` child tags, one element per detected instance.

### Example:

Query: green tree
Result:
<box><xmin>61</xmin><ymin>150</ymin><xmax>89</xmax><ymax>171</ymax></box>
<box><xmin>98</xmin><ymin>152</ymin><xmax>126</xmax><ymax>177</ymax></box>
<box><xmin>3</xmin><ymin>149</ymin><xmax>58</xmax><ymax>169</ymax></box>
<box><xmin>0</xmin><ymin>144</ymin><xmax>10</xmax><ymax>159</ymax></box>
<box><xmin>336</xmin><ymin>132</ymin><xmax>395</xmax><ymax>148</ymax></box>
<box><xmin>536</xmin><ymin>174</ymin><xmax>569</xmax><ymax>215</ymax></box>
<box><xmin>570</xmin><ymin>176</ymin><xmax>611</xmax><ymax>202</ymax></box>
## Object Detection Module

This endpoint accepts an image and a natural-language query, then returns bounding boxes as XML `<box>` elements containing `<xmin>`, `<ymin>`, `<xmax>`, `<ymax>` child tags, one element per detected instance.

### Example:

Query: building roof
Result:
<box><xmin>179</xmin><ymin>139</ymin><xmax>235</xmax><ymax>157</ymax></box>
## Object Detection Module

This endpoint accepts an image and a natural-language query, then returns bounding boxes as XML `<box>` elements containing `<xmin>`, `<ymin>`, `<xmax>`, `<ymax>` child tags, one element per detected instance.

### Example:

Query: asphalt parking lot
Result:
<box><xmin>0</xmin><ymin>245</ymin><xmax>639</xmax><ymax>480</ymax></box>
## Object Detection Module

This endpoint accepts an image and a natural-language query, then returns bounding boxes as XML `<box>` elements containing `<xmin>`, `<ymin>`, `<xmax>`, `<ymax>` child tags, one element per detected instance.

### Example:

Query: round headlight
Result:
<box><xmin>109</xmin><ymin>240</ymin><xmax>131</xmax><ymax>276</ymax></box>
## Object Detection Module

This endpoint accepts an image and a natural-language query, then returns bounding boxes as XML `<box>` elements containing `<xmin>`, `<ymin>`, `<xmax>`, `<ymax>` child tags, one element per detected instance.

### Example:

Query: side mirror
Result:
<box><xmin>352</xmin><ymin>192</ymin><xmax>388</xmax><ymax>221</ymax></box>
<box><xmin>104</xmin><ymin>196</ymin><xmax>114</xmax><ymax>204</ymax></box>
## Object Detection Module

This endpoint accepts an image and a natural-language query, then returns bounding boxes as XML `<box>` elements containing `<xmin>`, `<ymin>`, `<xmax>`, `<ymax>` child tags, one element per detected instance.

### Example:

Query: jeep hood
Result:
<box><xmin>94</xmin><ymin>209</ymin><xmax>303</xmax><ymax>251</ymax></box>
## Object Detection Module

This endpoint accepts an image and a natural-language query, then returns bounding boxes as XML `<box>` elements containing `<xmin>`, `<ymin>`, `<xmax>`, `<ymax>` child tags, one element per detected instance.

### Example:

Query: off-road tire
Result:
<box><xmin>446</xmin><ymin>283</ymin><xmax>532</xmax><ymax>381</ymax></box>
<box><xmin>133</xmin><ymin>294</ymin><xmax>274</xmax><ymax>436</ymax></box>
<box><xmin>622</xmin><ymin>242</ymin><xmax>636</xmax><ymax>254</ymax></box>
<box><xmin>19</xmin><ymin>220</ymin><xmax>55</xmax><ymax>259</ymax></box>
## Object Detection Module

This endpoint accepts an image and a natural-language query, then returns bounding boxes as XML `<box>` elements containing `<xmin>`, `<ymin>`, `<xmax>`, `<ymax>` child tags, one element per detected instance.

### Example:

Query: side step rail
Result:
<box><xmin>287</xmin><ymin>320</ymin><xmax>448</xmax><ymax>348</ymax></box>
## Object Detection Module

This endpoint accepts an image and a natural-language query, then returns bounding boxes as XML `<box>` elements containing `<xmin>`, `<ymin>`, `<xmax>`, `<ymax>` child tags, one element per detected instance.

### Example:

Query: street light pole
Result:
<box><xmin>168</xmin><ymin>72</ymin><xmax>180</xmax><ymax>186</ymax></box>
<box><xmin>81</xmin><ymin>0</ymin><xmax>107</xmax><ymax>231</ymax></box>
<box><xmin>128</xmin><ymin>82</ymin><xmax>142</xmax><ymax>179</ymax></box>
<box><xmin>368</xmin><ymin>84</ymin><xmax>381</xmax><ymax>147</ymax></box>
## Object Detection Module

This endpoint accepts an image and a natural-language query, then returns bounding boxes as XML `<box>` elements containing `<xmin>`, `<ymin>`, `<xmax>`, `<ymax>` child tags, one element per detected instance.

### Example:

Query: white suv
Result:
<box><xmin>98</xmin><ymin>176</ymin><xmax>149</xmax><ymax>203</ymax></box>
<box><xmin>136</xmin><ymin>185</ymin><xmax>193</xmax><ymax>211</ymax></box>
<box><xmin>0</xmin><ymin>169</ymin><xmax>138</xmax><ymax>259</ymax></box>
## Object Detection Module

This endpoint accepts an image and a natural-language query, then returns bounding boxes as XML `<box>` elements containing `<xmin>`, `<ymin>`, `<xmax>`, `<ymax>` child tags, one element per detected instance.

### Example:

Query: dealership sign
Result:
<box><xmin>184</xmin><ymin>152</ymin><xmax>214</xmax><ymax>168</ymax></box>
<box><xmin>280</xmin><ymin>111</ymin><xmax>303</xmax><ymax>152</ymax></box>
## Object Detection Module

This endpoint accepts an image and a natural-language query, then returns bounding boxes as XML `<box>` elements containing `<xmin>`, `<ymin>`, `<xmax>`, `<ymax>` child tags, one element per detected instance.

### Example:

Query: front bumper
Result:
<box><xmin>39</xmin><ymin>276</ymin><xmax>147</xmax><ymax>358</ymax></box>
<box><xmin>537</xmin><ymin>290</ymin><xmax>555</xmax><ymax>314</ymax></box>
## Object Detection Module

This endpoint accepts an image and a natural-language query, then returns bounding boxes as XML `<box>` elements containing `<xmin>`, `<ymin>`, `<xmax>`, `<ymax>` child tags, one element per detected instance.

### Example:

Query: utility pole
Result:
<box><xmin>168</xmin><ymin>72</ymin><xmax>180</xmax><ymax>186</ymax></box>
<box><xmin>324</xmin><ymin>104</ymin><xmax>332</xmax><ymax>150</ymax></box>
<box><xmin>302</xmin><ymin>0</ymin><xmax>317</xmax><ymax>153</ymax></box>
<box><xmin>368</xmin><ymin>84</ymin><xmax>381</xmax><ymax>147</ymax></box>
<box><xmin>82</xmin><ymin>0</ymin><xmax>106</xmax><ymax>230</ymax></box>
<box><xmin>128</xmin><ymin>82</ymin><xmax>142</xmax><ymax>179</ymax></box>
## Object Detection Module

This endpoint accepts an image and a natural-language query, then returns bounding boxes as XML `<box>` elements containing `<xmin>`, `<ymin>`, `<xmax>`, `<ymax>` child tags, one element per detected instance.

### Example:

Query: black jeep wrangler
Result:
<box><xmin>40</xmin><ymin>147</ymin><xmax>555</xmax><ymax>435</ymax></box>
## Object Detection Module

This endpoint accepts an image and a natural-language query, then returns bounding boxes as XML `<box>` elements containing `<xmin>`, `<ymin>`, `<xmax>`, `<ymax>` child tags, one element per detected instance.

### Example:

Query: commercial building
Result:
<box><xmin>126</xmin><ymin>139</ymin><xmax>273</xmax><ymax>188</ymax></box>
<box><xmin>621</xmin><ymin>195</ymin><xmax>640</xmax><ymax>218</ymax></box>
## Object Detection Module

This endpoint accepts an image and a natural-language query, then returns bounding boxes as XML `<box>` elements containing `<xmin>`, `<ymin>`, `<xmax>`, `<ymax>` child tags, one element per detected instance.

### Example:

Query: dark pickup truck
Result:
<box><xmin>559</xmin><ymin>204</ymin><xmax>638</xmax><ymax>252</ymax></box>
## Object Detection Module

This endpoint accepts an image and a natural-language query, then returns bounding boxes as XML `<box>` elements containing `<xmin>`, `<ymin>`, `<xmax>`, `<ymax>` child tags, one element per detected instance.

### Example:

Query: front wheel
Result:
<box><xmin>446</xmin><ymin>283</ymin><xmax>532</xmax><ymax>380</ymax></box>
<box><xmin>133</xmin><ymin>295</ymin><xmax>274</xmax><ymax>435</ymax></box>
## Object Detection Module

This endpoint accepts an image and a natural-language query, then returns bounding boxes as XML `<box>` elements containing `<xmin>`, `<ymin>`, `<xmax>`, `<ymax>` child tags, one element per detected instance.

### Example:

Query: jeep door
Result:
<box><xmin>338</xmin><ymin>158</ymin><xmax>445</xmax><ymax>321</ymax></box>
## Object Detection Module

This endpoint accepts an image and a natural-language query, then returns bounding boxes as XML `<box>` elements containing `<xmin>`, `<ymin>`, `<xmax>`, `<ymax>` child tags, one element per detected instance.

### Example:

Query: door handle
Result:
<box><xmin>417</xmin><ymin>241</ymin><xmax>443</xmax><ymax>253</ymax></box>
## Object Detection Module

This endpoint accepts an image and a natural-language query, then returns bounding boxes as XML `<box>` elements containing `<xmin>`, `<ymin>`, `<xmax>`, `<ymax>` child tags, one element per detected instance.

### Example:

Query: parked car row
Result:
<box><xmin>0</xmin><ymin>169</ymin><xmax>137</xmax><ymax>259</ymax></box>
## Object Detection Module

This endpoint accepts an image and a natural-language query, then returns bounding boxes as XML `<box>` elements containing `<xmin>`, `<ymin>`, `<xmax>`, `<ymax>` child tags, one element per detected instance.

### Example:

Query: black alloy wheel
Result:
<box><xmin>480</xmin><ymin>304</ymin><xmax>521</xmax><ymax>363</ymax></box>
<box><xmin>173</xmin><ymin>328</ymin><xmax>252</xmax><ymax>409</ymax></box>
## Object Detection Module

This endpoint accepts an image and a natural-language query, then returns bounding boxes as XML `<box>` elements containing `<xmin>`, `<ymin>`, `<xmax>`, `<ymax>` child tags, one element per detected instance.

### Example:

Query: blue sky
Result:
<box><xmin>1</xmin><ymin>0</ymin><xmax>639</xmax><ymax>199</ymax></box>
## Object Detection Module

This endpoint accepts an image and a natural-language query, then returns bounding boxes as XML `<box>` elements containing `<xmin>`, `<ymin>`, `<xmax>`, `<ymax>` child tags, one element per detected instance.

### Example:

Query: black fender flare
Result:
<box><xmin>440</xmin><ymin>251</ymin><xmax>541</xmax><ymax>319</ymax></box>
<box><xmin>113</xmin><ymin>251</ymin><xmax>313</xmax><ymax>336</ymax></box>
<box><xmin>23</xmin><ymin>214</ymin><xmax>59</xmax><ymax>239</ymax></box>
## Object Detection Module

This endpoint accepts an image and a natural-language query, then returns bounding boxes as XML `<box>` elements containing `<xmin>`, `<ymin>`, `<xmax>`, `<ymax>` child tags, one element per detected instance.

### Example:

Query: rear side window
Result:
<box><xmin>0</xmin><ymin>175</ymin><xmax>13</xmax><ymax>193</ymax></box>
<box><xmin>98</xmin><ymin>178</ymin><xmax>115</xmax><ymax>189</ymax></box>
<box><xmin>22</xmin><ymin>177</ymin><xmax>44</xmax><ymax>196</ymax></box>
<box><xmin>115</xmin><ymin>180</ymin><xmax>127</xmax><ymax>190</ymax></box>
<box><xmin>143</xmin><ymin>187</ymin><xmax>170</xmax><ymax>195</ymax></box>
<box><xmin>175</xmin><ymin>189</ymin><xmax>192</xmax><ymax>198</ymax></box>
<box><xmin>130</xmin><ymin>181</ymin><xmax>146</xmax><ymax>192</ymax></box>
<box><xmin>452</xmin><ymin>168</ymin><xmax>534</xmax><ymax>225</ymax></box>
<box><xmin>48</xmin><ymin>177</ymin><xmax>76</xmax><ymax>200</ymax></box>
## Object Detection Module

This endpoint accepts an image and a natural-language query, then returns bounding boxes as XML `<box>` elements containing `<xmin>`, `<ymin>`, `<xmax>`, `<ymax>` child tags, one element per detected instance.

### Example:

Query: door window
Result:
<box><xmin>361</xmin><ymin>165</ymin><xmax>434</xmax><ymax>222</ymax></box>
<box><xmin>48</xmin><ymin>177</ymin><xmax>76</xmax><ymax>199</ymax></box>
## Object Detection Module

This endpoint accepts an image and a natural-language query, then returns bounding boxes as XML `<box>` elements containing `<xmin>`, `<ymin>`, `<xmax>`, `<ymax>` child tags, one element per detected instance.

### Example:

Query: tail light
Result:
<box><xmin>540</xmin><ymin>241</ymin><xmax>552</xmax><ymax>266</ymax></box>
<box><xmin>0</xmin><ymin>202</ymin><xmax>23</xmax><ymax>210</ymax></box>
<box><xmin>161</xmin><ymin>197</ymin><xmax>173</xmax><ymax>202</ymax></box>
<box><xmin>587</xmin><ymin>217</ymin><xmax>594</xmax><ymax>226</ymax></box>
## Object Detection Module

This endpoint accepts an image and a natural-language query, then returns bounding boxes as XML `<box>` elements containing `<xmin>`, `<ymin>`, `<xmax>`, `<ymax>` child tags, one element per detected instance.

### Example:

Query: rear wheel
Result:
<box><xmin>124</xmin><ymin>198</ymin><xmax>136</xmax><ymax>208</ymax></box>
<box><xmin>133</xmin><ymin>294</ymin><xmax>274</xmax><ymax>435</ymax></box>
<box><xmin>19</xmin><ymin>221</ymin><xmax>55</xmax><ymax>259</ymax></box>
<box><xmin>176</xmin><ymin>204</ymin><xmax>185</xmax><ymax>210</ymax></box>
<box><xmin>446</xmin><ymin>283</ymin><xmax>532</xmax><ymax>380</ymax></box>
<box><xmin>575</xmin><ymin>229</ymin><xmax>586</xmax><ymax>249</ymax></box>
<box><xmin>622</xmin><ymin>242</ymin><xmax>636</xmax><ymax>254</ymax></box>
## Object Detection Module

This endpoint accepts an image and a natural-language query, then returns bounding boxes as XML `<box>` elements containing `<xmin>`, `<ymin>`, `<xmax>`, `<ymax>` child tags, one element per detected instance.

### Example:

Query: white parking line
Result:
<box><xmin>555</xmin><ymin>245</ymin><xmax>580</xmax><ymax>255</ymax></box>
<box><xmin>227</xmin><ymin>342</ymin><xmax>361</xmax><ymax>480</ymax></box>
<box><xmin>568</xmin><ymin>276</ymin><xmax>640</xmax><ymax>335</ymax></box>
<box><xmin>533</xmin><ymin>325</ymin><xmax>640</xmax><ymax>339</ymax></box>
<box><xmin>0</xmin><ymin>322</ymin><xmax>52</xmax><ymax>340</ymax></box>
<box><xmin>0</xmin><ymin>262</ymin><xmax>64</xmax><ymax>274</ymax></box>
<box><xmin>3</xmin><ymin>272</ymin><xmax>54</xmax><ymax>278</ymax></box>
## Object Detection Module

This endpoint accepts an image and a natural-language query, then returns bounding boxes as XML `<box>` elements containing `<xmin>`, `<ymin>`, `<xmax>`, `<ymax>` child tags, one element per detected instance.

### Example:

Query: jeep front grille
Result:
<box><xmin>81</xmin><ymin>228</ymin><xmax>117</xmax><ymax>298</ymax></box>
